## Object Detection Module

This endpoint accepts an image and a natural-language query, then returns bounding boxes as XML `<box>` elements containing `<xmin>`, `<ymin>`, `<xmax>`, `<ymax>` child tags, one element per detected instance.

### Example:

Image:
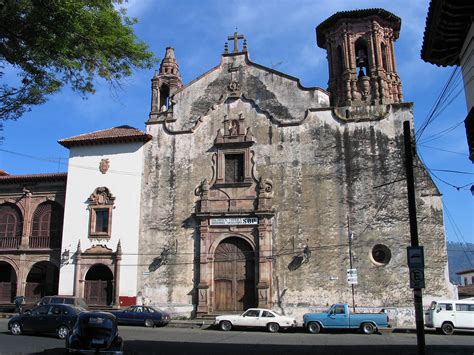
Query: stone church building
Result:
<box><xmin>0</xmin><ymin>9</ymin><xmax>454</xmax><ymax>325</ymax></box>
<box><xmin>137</xmin><ymin>8</ymin><xmax>453</xmax><ymax>322</ymax></box>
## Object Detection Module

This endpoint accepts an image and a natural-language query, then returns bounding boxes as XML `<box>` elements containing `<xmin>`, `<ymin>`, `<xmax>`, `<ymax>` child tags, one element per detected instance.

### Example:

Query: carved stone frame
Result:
<box><xmin>87</xmin><ymin>187</ymin><xmax>115</xmax><ymax>239</ymax></box>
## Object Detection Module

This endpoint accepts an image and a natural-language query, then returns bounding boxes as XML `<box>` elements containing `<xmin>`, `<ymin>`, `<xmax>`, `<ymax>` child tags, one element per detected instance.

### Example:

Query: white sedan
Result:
<box><xmin>215</xmin><ymin>308</ymin><xmax>297</xmax><ymax>333</ymax></box>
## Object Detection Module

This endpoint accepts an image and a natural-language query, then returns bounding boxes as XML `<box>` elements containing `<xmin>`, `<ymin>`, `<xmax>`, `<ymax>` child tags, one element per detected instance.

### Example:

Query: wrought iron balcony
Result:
<box><xmin>29</xmin><ymin>235</ymin><xmax>61</xmax><ymax>249</ymax></box>
<box><xmin>0</xmin><ymin>237</ymin><xmax>20</xmax><ymax>249</ymax></box>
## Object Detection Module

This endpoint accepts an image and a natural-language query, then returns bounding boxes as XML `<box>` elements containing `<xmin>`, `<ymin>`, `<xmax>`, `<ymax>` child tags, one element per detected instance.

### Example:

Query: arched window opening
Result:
<box><xmin>0</xmin><ymin>204</ymin><xmax>22</xmax><ymax>249</ymax></box>
<box><xmin>160</xmin><ymin>84</ymin><xmax>170</xmax><ymax>111</ymax></box>
<box><xmin>381</xmin><ymin>42</ymin><xmax>388</xmax><ymax>71</ymax></box>
<box><xmin>355</xmin><ymin>39</ymin><xmax>369</xmax><ymax>77</ymax></box>
<box><xmin>31</xmin><ymin>202</ymin><xmax>63</xmax><ymax>249</ymax></box>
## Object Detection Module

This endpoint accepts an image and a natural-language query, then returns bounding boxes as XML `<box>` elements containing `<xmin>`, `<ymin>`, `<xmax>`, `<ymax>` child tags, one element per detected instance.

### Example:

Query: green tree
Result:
<box><xmin>0</xmin><ymin>0</ymin><xmax>156</xmax><ymax>120</ymax></box>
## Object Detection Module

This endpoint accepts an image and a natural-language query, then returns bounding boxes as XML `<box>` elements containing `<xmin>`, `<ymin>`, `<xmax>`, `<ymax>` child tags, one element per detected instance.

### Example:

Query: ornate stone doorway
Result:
<box><xmin>25</xmin><ymin>261</ymin><xmax>59</xmax><ymax>304</ymax></box>
<box><xmin>84</xmin><ymin>264</ymin><xmax>113</xmax><ymax>306</ymax></box>
<box><xmin>0</xmin><ymin>261</ymin><xmax>17</xmax><ymax>303</ymax></box>
<box><xmin>214</xmin><ymin>237</ymin><xmax>256</xmax><ymax>312</ymax></box>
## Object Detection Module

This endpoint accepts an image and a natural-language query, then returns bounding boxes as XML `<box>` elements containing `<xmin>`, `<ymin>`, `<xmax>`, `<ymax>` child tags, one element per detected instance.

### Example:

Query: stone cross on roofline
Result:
<box><xmin>225</xmin><ymin>31</ymin><xmax>247</xmax><ymax>54</ymax></box>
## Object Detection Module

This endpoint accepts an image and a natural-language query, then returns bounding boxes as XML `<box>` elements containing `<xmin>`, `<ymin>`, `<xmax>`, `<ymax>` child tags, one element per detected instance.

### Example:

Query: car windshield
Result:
<box><xmin>429</xmin><ymin>301</ymin><xmax>437</xmax><ymax>310</ymax></box>
<box><xmin>147</xmin><ymin>307</ymin><xmax>160</xmax><ymax>313</ymax></box>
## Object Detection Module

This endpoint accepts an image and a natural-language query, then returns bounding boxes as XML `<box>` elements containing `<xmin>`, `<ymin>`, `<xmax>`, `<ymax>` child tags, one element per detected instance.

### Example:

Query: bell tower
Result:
<box><xmin>316</xmin><ymin>9</ymin><xmax>403</xmax><ymax>108</ymax></box>
<box><xmin>150</xmin><ymin>47</ymin><xmax>183</xmax><ymax>118</ymax></box>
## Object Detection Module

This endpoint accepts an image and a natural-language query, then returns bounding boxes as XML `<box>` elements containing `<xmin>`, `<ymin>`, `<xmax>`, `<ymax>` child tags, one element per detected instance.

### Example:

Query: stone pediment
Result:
<box><xmin>150</xmin><ymin>52</ymin><xmax>329</xmax><ymax>132</ymax></box>
<box><xmin>83</xmin><ymin>244</ymin><xmax>113</xmax><ymax>254</ymax></box>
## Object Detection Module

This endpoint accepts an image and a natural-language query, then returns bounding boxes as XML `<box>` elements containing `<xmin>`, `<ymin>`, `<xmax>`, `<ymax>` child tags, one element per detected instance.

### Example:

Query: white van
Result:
<box><xmin>425</xmin><ymin>299</ymin><xmax>474</xmax><ymax>335</ymax></box>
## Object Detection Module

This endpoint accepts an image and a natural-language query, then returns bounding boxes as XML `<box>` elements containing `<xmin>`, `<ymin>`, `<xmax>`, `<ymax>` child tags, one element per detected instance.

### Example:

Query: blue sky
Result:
<box><xmin>1</xmin><ymin>0</ymin><xmax>472</xmax><ymax>247</ymax></box>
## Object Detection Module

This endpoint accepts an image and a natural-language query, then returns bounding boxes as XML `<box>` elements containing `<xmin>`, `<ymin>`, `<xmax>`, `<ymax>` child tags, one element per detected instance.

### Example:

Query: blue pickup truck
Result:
<box><xmin>303</xmin><ymin>304</ymin><xmax>390</xmax><ymax>334</ymax></box>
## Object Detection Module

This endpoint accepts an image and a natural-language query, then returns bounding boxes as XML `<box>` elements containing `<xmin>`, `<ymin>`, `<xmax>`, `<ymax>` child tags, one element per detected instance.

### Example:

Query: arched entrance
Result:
<box><xmin>84</xmin><ymin>264</ymin><xmax>113</xmax><ymax>306</ymax></box>
<box><xmin>0</xmin><ymin>262</ymin><xmax>17</xmax><ymax>303</ymax></box>
<box><xmin>25</xmin><ymin>261</ymin><xmax>59</xmax><ymax>303</ymax></box>
<box><xmin>214</xmin><ymin>237</ymin><xmax>256</xmax><ymax>312</ymax></box>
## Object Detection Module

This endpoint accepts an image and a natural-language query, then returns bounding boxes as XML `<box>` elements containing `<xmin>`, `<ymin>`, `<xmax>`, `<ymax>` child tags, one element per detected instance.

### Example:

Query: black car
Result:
<box><xmin>8</xmin><ymin>304</ymin><xmax>83</xmax><ymax>339</ymax></box>
<box><xmin>66</xmin><ymin>311</ymin><xmax>123</xmax><ymax>354</ymax></box>
<box><xmin>110</xmin><ymin>305</ymin><xmax>170</xmax><ymax>327</ymax></box>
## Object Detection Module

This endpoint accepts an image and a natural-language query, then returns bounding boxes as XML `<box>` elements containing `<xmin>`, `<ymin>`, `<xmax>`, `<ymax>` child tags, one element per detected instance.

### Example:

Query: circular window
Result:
<box><xmin>370</xmin><ymin>244</ymin><xmax>391</xmax><ymax>266</ymax></box>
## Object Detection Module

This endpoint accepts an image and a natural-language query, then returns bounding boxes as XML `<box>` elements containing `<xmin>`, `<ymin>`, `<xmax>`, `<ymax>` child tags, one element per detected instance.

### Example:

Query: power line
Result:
<box><xmin>419</xmin><ymin>144</ymin><xmax>468</xmax><ymax>157</ymax></box>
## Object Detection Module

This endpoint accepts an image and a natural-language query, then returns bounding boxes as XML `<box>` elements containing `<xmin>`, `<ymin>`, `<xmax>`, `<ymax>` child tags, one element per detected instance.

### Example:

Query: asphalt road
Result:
<box><xmin>0</xmin><ymin>319</ymin><xmax>473</xmax><ymax>355</ymax></box>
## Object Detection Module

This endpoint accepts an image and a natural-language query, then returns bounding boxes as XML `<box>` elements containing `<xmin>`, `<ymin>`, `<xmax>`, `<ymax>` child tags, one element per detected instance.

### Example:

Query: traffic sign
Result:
<box><xmin>347</xmin><ymin>268</ymin><xmax>358</xmax><ymax>285</ymax></box>
<box><xmin>409</xmin><ymin>267</ymin><xmax>425</xmax><ymax>289</ymax></box>
<box><xmin>407</xmin><ymin>246</ymin><xmax>424</xmax><ymax>268</ymax></box>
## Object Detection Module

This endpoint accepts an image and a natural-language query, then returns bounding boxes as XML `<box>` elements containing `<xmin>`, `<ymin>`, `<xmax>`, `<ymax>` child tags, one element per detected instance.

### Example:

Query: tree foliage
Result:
<box><xmin>0</xmin><ymin>0</ymin><xmax>156</xmax><ymax>120</ymax></box>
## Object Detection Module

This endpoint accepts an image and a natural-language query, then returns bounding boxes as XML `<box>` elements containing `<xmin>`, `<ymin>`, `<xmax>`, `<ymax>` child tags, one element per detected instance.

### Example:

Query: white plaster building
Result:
<box><xmin>58</xmin><ymin>126</ymin><xmax>151</xmax><ymax>307</ymax></box>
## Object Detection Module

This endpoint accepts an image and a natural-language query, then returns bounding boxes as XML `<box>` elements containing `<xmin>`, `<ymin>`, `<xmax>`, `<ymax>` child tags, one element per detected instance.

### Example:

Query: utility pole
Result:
<box><xmin>347</xmin><ymin>215</ymin><xmax>356</xmax><ymax>313</ymax></box>
<box><xmin>403</xmin><ymin>120</ymin><xmax>426</xmax><ymax>355</ymax></box>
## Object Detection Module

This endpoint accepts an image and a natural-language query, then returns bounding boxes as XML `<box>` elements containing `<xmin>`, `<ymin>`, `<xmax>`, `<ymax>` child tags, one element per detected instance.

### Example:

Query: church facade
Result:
<box><xmin>0</xmin><ymin>8</ymin><xmax>455</xmax><ymax>326</ymax></box>
<box><xmin>136</xmin><ymin>9</ymin><xmax>454</xmax><ymax>324</ymax></box>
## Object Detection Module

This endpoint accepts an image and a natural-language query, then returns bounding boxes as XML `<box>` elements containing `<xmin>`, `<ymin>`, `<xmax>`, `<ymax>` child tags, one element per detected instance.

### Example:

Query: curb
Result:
<box><xmin>168</xmin><ymin>320</ymin><xmax>214</xmax><ymax>329</ymax></box>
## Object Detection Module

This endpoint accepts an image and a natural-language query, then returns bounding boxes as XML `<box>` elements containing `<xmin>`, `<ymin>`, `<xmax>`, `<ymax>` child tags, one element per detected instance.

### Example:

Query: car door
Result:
<box><xmin>132</xmin><ymin>306</ymin><xmax>145</xmax><ymax>325</ymax></box>
<box><xmin>22</xmin><ymin>305</ymin><xmax>51</xmax><ymax>332</ymax></box>
<box><xmin>324</xmin><ymin>305</ymin><xmax>349</xmax><ymax>328</ymax></box>
<box><xmin>260</xmin><ymin>310</ymin><xmax>277</xmax><ymax>328</ymax></box>
<box><xmin>117</xmin><ymin>307</ymin><xmax>133</xmax><ymax>324</ymax></box>
<box><xmin>239</xmin><ymin>309</ymin><xmax>261</xmax><ymax>327</ymax></box>
<box><xmin>44</xmin><ymin>305</ymin><xmax>63</xmax><ymax>334</ymax></box>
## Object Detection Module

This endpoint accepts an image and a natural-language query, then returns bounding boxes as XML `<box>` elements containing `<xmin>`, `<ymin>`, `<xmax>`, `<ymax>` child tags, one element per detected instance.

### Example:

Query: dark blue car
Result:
<box><xmin>110</xmin><ymin>305</ymin><xmax>170</xmax><ymax>327</ymax></box>
<box><xmin>8</xmin><ymin>304</ymin><xmax>83</xmax><ymax>339</ymax></box>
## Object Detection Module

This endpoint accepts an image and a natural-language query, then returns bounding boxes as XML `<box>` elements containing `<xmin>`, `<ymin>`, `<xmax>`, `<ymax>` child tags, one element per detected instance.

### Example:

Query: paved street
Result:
<box><xmin>0</xmin><ymin>319</ymin><xmax>473</xmax><ymax>355</ymax></box>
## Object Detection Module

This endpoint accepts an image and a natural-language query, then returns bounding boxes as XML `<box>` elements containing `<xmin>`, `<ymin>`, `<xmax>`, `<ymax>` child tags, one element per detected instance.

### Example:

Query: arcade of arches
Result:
<box><xmin>0</xmin><ymin>260</ymin><xmax>59</xmax><ymax>304</ymax></box>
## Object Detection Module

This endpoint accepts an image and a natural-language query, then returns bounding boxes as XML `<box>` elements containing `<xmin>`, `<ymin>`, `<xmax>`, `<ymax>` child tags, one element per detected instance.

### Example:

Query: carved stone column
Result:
<box><xmin>197</xmin><ymin>221</ymin><xmax>210</xmax><ymax>314</ymax></box>
<box><xmin>257</xmin><ymin>219</ymin><xmax>272</xmax><ymax>308</ymax></box>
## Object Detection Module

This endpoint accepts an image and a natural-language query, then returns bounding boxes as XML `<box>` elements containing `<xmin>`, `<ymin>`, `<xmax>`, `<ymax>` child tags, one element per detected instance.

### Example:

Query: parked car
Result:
<box><xmin>110</xmin><ymin>305</ymin><xmax>170</xmax><ymax>327</ymax></box>
<box><xmin>36</xmin><ymin>295</ymin><xmax>88</xmax><ymax>309</ymax></box>
<box><xmin>8</xmin><ymin>304</ymin><xmax>83</xmax><ymax>339</ymax></box>
<box><xmin>215</xmin><ymin>308</ymin><xmax>297</xmax><ymax>333</ymax></box>
<box><xmin>303</xmin><ymin>304</ymin><xmax>390</xmax><ymax>334</ymax></box>
<box><xmin>425</xmin><ymin>299</ymin><xmax>474</xmax><ymax>335</ymax></box>
<box><xmin>66</xmin><ymin>311</ymin><xmax>123</xmax><ymax>354</ymax></box>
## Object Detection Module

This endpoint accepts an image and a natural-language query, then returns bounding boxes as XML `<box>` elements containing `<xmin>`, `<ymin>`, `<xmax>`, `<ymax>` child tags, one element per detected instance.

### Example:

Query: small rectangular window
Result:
<box><xmin>95</xmin><ymin>209</ymin><xmax>109</xmax><ymax>233</ymax></box>
<box><xmin>225</xmin><ymin>154</ymin><xmax>244</xmax><ymax>183</ymax></box>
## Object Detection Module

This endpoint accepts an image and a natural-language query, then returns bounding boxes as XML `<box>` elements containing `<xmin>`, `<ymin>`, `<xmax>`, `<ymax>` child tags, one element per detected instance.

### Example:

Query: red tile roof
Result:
<box><xmin>58</xmin><ymin>125</ymin><xmax>152</xmax><ymax>148</ymax></box>
<box><xmin>0</xmin><ymin>172</ymin><xmax>67</xmax><ymax>183</ymax></box>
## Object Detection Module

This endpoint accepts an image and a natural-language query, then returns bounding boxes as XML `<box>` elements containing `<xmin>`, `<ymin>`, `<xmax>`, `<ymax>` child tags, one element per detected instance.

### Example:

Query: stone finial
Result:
<box><xmin>243</xmin><ymin>39</ymin><xmax>247</xmax><ymax>52</ymax></box>
<box><xmin>116</xmin><ymin>240</ymin><xmax>122</xmax><ymax>255</ymax></box>
<box><xmin>224</xmin><ymin>42</ymin><xmax>229</xmax><ymax>54</ymax></box>
<box><xmin>76</xmin><ymin>240</ymin><xmax>82</xmax><ymax>253</ymax></box>
<box><xmin>159</xmin><ymin>47</ymin><xmax>181</xmax><ymax>77</ymax></box>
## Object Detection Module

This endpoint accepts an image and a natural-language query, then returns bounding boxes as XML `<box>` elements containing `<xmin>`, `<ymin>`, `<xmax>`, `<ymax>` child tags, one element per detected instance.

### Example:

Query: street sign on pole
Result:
<box><xmin>407</xmin><ymin>246</ymin><xmax>425</xmax><ymax>268</ymax></box>
<box><xmin>347</xmin><ymin>268</ymin><xmax>358</xmax><ymax>285</ymax></box>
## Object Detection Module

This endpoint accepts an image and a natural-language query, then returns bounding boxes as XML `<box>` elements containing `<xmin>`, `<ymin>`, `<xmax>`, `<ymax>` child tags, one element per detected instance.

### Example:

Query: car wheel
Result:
<box><xmin>145</xmin><ymin>319</ymin><xmax>154</xmax><ymax>328</ymax></box>
<box><xmin>220</xmin><ymin>320</ymin><xmax>232</xmax><ymax>331</ymax></box>
<box><xmin>267</xmin><ymin>322</ymin><xmax>280</xmax><ymax>333</ymax></box>
<box><xmin>10</xmin><ymin>321</ymin><xmax>22</xmax><ymax>336</ymax></box>
<box><xmin>56</xmin><ymin>325</ymin><xmax>69</xmax><ymax>339</ymax></box>
<box><xmin>361</xmin><ymin>322</ymin><xmax>375</xmax><ymax>335</ymax></box>
<box><xmin>307</xmin><ymin>322</ymin><xmax>321</xmax><ymax>334</ymax></box>
<box><xmin>441</xmin><ymin>322</ymin><xmax>454</xmax><ymax>335</ymax></box>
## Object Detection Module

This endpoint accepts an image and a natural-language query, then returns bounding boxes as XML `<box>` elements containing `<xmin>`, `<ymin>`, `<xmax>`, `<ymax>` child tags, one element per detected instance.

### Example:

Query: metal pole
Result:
<box><xmin>347</xmin><ymin>215</ymin><xmax>356</xmax><ymax>313</ymax></box>
<box><xmin>403</xmin><ymin>121</ymin><xmax>425</xmax><ymax>355</ymax></box>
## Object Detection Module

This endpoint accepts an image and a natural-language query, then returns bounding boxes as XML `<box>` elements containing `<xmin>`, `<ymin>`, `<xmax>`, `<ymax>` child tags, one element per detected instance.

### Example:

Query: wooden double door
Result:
<box><xmin>84</xmin><ymin>264</ymin><xmax>113</xmax><ymax>306</ymax></box>
<box><xmin>214</xmin><ymin>237</ymin><xmax>256</xmax><ymax>312</ymax></box>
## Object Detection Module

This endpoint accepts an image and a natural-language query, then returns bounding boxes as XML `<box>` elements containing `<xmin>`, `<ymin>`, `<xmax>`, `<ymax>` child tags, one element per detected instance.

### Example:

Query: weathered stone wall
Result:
<box><xmin>138</xmin><ymin>53</ymin><xmax>453</xmax><ymax>324</ymax></box>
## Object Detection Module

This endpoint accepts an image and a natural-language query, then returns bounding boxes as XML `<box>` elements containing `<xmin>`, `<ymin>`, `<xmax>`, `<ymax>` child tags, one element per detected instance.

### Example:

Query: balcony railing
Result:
<box><xmin>29</xmin><ymin>235</ymin><xmax>61</xmax><ymax>249</ymax></box>
<box><xmin>0</xmin><ymin>237</ymin><xmax>20</xmax><ymax>249</ymax></box>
